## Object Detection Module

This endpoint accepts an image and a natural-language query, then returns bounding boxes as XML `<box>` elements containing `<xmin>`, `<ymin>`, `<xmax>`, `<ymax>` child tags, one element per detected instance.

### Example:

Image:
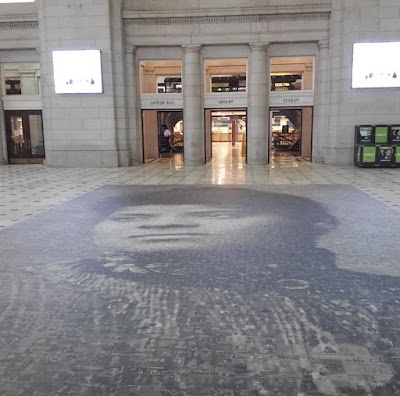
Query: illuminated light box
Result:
<box><xmin>352</xmin><ymin>42</ymin><xmax>400</xmax><ymax>88</ymax></box>
<box><xmin>52</xmin><ymin>50</ymin><xmax>103</xmax><ymax>94</ymax></box>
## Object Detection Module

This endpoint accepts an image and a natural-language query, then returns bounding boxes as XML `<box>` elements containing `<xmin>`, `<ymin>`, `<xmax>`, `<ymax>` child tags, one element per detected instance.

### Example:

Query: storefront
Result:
<box><xmin>1</xmin><ymin>1</ymin><xmax>397</xmax><ymax>167</ymax></box>
<box><xmin>0</xmin><ymin>61</ymin><xmax>43</xmax><ymax>164</ymax></box>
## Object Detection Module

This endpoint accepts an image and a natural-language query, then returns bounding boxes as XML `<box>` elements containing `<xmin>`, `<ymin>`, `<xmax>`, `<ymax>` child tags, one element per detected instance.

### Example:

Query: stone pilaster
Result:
<box><xmin>110</xmin><ymin>0</ymin><xmax>131</xmax><ymax>167</ymax></box>
<box><xmin>125</xmin><ymin>45</ymin><xmax>142</xmax><ymax>165</ymax></box>
<box><xmin>0</xmin><ymin>65</ymin><xmax>6</xmax><ymax>164</ymax></box>
<box><xmin>247</xmin><ymin>43</ymin><xmax>269</xmax><ymax>165</ymax></box>
<box><xmin>313</xmin><ymin>40</ymin><xmax>329</xmax><ymax>163</ymax></box>
<box><xmin>182</xmin><ymin>45</ymin><xmax>204</xmax><ymax>165</ymax></box>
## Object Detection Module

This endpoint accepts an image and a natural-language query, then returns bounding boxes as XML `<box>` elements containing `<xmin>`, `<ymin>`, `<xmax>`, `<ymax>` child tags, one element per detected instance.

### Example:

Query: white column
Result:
<box><xmin>247</xmin><ymin>43</ymin><xmax>269</xmax><ymax>165</ymax></box>
<box><xmin>0</xmin><ymin>65</ymin><xmax>7</xmax><ymax>164</ymax></box>
<box><xmin>20</xmin><ymin>72</ymin><xmax>37</xmax><ymax>95</ymax></box>
<box><xmin>182</xmin><ymin>45</ymin><xmax>204</xmax><ymax>165</ymax></box>
<box><xmin>125</xmin><ymin>46</ymin><xmax>143</xmax><ymax>165</ymax></box>
<box><xmin>0</xmin><ymin>98</ymin><xmax>6</xmax><ymax>164</ymax></box>
<box><xmin>313</xmin><ymin>40</ymin><xmax>330</xmax><ymax>163</ymax></box>
<box><xmin>325</xmin><ymin>0</ymin><xmax>345</xmax><ymax>164</ymax></box>
<box><xmin>111</xmin><ymin>0</ymin><xmax>131</xmax><ymax>167</ymax></box>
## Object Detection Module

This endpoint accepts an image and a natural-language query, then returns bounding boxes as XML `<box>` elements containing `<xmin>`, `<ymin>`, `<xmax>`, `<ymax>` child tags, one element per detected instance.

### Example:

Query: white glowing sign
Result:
<box><xmin>352</xmin><ymin>42</ymin><xmax>400</xmax><ymax>88</ymax></box>
<box><xmin>52</xmin><ymin>50</ymin><xmax>103</xmax><ymax>94</ymax></box>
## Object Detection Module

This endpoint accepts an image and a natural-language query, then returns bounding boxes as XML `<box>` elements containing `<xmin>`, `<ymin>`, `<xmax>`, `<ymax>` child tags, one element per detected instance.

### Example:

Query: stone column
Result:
<box><xmin>20</xmin><ymin>72</ymin><xmax>37</xmax><ymax>95</ymax></box>
<box><xmin>0</xmin><ymin>100</ymin><xmax>6</xmax><ymax>164</ymax></box>
<box><xmin>247</xmin><ymin>43</ymin><xmax>269</xmax><ymax>165</ymax></box>
<box><xmin>182</xmin><ymin>45</ymin><xmax>204</xmax><ymax>165</ymax></box>
<box><xmin>324</xmin><ymin>0</ymin><xmax>345</xmax><ymax>164</ymax></box>
<box><xmin>0</xmin><ymin>65</ymin><xmax>7</xmax><ymax>164</ymax></box>
<box><xmin>313</xmin><ymin>40</ymin><xmax>330</xmax><ymax>163</ymax></box>
<box><xmin>125</xmin><ymin>46</ymin><xmax>143</xmax><ymax>165</ymax></box>
<box><xmin>110</xmin><ymin>0</ymin><xmax>131</xmax><ymax>167</ymax></box>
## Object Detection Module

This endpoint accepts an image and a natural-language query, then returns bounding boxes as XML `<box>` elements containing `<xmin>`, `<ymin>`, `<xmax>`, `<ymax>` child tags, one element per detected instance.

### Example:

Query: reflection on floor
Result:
<box><xmin>211</xmin><ymin>142</ymin><xmax>245</xmax><ymax>163</ymax></box>
<box><xmin>1</xmin><ymin>143</ymin><xmax>399</xmax><ymax>232</ymax></box>
<box><xmin>271</xmin><ymin>149</ymin><xmax>310</xmax><ymax>168</ymax></box>
<box><xmin>161</xmin><ymin>142</ymin><xmax>309</xmax><ymax>170</ymax></box>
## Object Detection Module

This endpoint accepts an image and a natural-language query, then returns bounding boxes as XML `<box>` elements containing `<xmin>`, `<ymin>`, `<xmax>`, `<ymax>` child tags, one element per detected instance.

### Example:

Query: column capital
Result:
<box><xmin>318</xmin><ymin>40</ymin><xmax>329</xmax><ymax>50</ymax></box>
<box><xmin>249</xmin><ymin>43</ymin><xmax>270</xmax><ymax>52</ymax></box>
<box><xmin>182</xmin><ymin>44</ymin><xmax>202</xmax><ymax>53</ymax></box>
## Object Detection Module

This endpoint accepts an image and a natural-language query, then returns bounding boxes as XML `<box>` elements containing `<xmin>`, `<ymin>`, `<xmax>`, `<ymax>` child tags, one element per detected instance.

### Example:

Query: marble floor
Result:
<box><xmin>0</xmin><ymin>145</ymin><xmax>400</xmax><ymax>395</ymax></box>
<box><xmin>0</xmin><ymin>148</ymin><xmax>399</xmax><ymax>230</ymax></box>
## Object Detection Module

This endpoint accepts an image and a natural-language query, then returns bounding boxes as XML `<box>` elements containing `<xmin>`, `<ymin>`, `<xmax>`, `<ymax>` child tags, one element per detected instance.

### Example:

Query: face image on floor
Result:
<box><xmin>0</xmin><ymin>182</ymin><xmax>400</xmax><ymax>395</ymax></box>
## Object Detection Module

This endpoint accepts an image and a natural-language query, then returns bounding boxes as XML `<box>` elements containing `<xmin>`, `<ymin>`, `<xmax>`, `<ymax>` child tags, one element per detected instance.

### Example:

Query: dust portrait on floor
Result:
<box><xmin>51</xmin><ymin>185</ymin><xmax>400</xmax><ymax>394</ymax></box>
<box><xmin>2</xmin><ymin>185</ymin><xmax>400</xmax><ymax>395</ymax></box>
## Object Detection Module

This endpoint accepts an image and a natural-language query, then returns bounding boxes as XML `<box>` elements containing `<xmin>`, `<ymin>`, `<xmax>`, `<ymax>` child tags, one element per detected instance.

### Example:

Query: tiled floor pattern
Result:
<box><xmin>0</xmin><ymin>152</ymin><xmax>399</xmax><ymax>230</ymax></box>
<box><xmin>1</xmin><ymin>149</ymin><xmax>400</xmax><ymax>395</ymax></box>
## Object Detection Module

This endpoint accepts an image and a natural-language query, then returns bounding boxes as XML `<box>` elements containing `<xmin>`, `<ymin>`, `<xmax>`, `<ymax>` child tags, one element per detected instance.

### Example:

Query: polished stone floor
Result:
<box><xmin>0</xmin><ymin>145</ymin><xmax>400</xmax><ymax>395</ymax></box>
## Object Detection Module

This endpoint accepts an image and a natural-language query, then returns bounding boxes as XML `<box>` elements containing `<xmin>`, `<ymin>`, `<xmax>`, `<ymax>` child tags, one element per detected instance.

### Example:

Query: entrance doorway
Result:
<box><xmin>142</xmin><ymin>110</ymin><xmax>183</xmax><ymax>162</ymax></box>
<box><xmin>5</xmin><ymin>110</ymin><xmax>45</xmax><ymax>164</ymax></box>
<box><xmin>270</xmin><ymin>107</ymin><xmax>313</xmax><ymax>161</ymax></box>
<box><xmin>205</xmin><ymin>109</ymin><xmax>247</xmax><ymax>162</ymax></box>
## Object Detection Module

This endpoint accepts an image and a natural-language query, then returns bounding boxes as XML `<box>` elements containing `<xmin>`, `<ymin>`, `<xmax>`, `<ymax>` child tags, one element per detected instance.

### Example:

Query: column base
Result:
<box><xmin>44</xmin><ymin>150</ymin><xmax>119</xmax><ymax>168</ymax></box>
<box><xmin>324</xmin><ymin>147</ymin><xmax>354</xmax><ymax>165</ymax></box>
<box><xmin>184</xmin><ymin>158</ymin><xmax>205</xmax><ymax>166</ymax></box>
<box><xmin>246</xmin><ymin>157</ymin><xmax>268</xmax><ymax>165</ymax></box>
<box><xmin>117</xmin><ymin>149</ymin><xmax>132</xmax><ymax>167</ymax></box>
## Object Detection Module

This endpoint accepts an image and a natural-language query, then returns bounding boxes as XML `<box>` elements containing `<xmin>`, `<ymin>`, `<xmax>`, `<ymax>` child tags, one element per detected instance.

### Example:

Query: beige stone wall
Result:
<box><xmin>123</xmin><ymin>0</ymin><xmax>329</xmax><ymax>12</ymax></box>
<box><xmin>0</xmin><ymin>3</ymin><xmax>38</xmax><ymax>50</ymax></box>
<box><xmin>36</xmin><ymin>0</ymin><xmax>124</xmax><ymax>167</ymax></box>
<box><xmin>325</xmin><ymin>0</ymin><xmax>400</xmax><ymax>165</ymax></box>
<box><xmin>2</xmin><ymin>0</ymin><xmax>399</xmax><ymax>166</ymax></box>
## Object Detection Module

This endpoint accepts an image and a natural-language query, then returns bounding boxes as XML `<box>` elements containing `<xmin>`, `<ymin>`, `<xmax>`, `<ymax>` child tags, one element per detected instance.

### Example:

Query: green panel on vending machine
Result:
<box><xmin>375</xmin><ymin>126</ymin><xmax>388</xmax><ymax>143</ymax></box>
<box><xmin>396</xmin><ymin>147</ymin><xmax>400</xmax><ymax>163</ymax></box>
<box><xmin>362</xmin><ymin>146</ymin><xmax>376</xmax><ymax>163</ymax></box>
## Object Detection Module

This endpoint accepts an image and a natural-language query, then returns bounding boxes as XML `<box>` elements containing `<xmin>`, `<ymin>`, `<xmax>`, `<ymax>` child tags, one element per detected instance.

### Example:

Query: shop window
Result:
<box><xmin>140</xmin><ymin>60</ymin><xmax>182</xmax><ymax>94</ymax></box>
<box><xmin>157</xmin><ymin>77</ymin><xmax>182</xmax><ymax>93</ymax></box>
<box><xmin>205</xmin><ymin>59</ymin><xmax>247</xmax><ymax>93</ymax></box>
<box><xmin>3</xmin><ymin>63</ymin><xmax>41</xmax><ymax>96</ymax></box>
<box><xmin>270</xmin><ymin>57</ymin><xmax>314</xmax><ymax>91</ymax></box>
<box><xmin>211</xmin><ymin>76</ymin><xmax>246</xmax><ymax>93</ymax></box>
<box><xmin>5</xmin><ymin>78</ymin><xmax>21</xmax><ymax>95</ymax></box>
<box><xmin>271</xmin><ymin>74</ymin><xmax>302</xmax><ymax>91</ymax></box>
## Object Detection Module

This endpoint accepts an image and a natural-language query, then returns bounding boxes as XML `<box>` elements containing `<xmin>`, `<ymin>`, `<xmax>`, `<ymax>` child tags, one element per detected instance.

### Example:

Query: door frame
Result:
<box><xmin>141</xmin><ymin>109</ymin><xmax>184</xmax><ymax>163</ymax></box>
<box><xmin>4</xmin><ymin>110</ymin><xmax>45</xmax><ymax>164</ymax></box>
<box><xmin>269</xmin><ymin>106</ymin><xmax>313</xmax><ymax>162</ymax></box>
<box><xmin>204</xmin><ymin>107</ymin><xmax>247</xmax><ymax>161</ymax></box>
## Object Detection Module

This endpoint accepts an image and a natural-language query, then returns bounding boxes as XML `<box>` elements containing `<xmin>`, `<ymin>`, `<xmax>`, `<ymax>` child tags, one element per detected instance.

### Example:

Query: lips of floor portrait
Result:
<box><xmin>0</xmin><ymin>185</ymin><xmax>399</xmax><ymax>395</ymax></box>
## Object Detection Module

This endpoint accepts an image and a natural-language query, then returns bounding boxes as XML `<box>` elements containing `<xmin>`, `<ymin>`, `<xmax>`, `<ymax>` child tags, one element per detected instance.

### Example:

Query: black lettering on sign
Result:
<box><xmin>283</xmin><ymin>98</ymin><xmax>300</xmax><ymax>103</ymax></box>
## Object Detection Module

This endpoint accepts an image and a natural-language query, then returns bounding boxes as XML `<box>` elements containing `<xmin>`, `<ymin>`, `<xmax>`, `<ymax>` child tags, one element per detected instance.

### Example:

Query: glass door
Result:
<box><xmin>5</xmin><ymin>111</ymin><xmax>45</xmax><ymax>164</ymax></box>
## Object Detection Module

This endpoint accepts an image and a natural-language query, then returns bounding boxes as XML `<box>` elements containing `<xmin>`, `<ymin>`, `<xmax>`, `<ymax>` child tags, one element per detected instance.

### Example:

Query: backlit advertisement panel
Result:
<box><xmin>52</xmin><ymin>50</ymin><xmax>103</xmax><ymax>94</ymax></box>
<box><xmin>352</xmin><ymin>42</ymin><xmax>400</xmax><ymax>88</ymax></box>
